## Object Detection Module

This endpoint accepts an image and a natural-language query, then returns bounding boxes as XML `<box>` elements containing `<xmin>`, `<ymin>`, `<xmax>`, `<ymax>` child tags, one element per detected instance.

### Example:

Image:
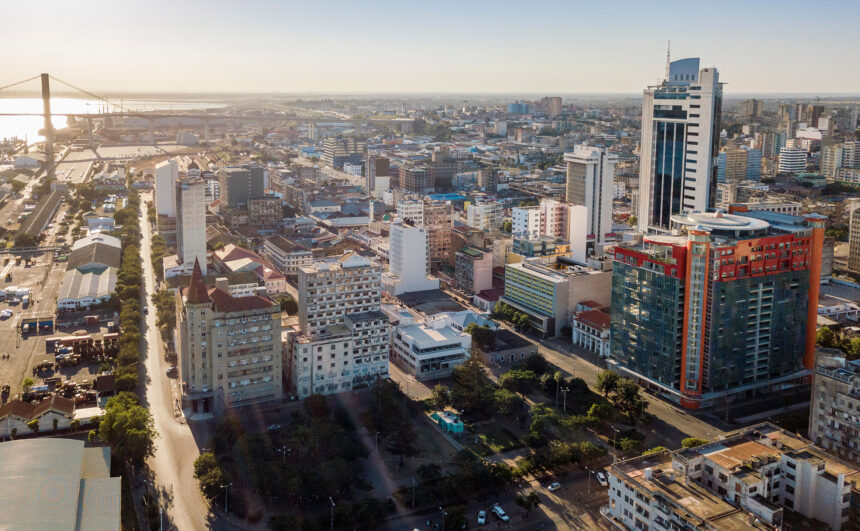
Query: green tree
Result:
<box><xmin>99</xmin><ymin>392</ymin><xmax>157</xmax><ymax>467</ymax></box>
<box><xmin>500</xmin><ymin>369</ymin><xmax>539</xmax><ymax>395</ymax></box>
<box><xmin>817</xmin><ymin>326</ymin><xmax>837</xmax><ymax>348</ymax></box>
<box><xmin>643</xmin><ymin>446</ymin><xmax>668</xmax><ymax>455</ymax></box>
<box><xmin>304</xmin><ymin>394</ymin><xmax>330</xmax><ymax>418</ymax></box>
<box><xmin>21</xmin><ymin>377</ymin><xmax>34</xmax><ymax>392</ymax></box>
<box><xmin>193</xmin><ymin>452</ymin><xmax>225</xmax><ymax>500</ymax></box>
<box><xmin>464</xmin><ymin>324</ymin><xmax>495</xmax><ymax>349</ymax></box>
<box><xmin>493</xmin><ymin>387</ymin><xmax>520</xmax><ymax>415</ymax></box>
<box><xmin>849</xmin><ymin>338</ymin><xmax>860</xmax><ymax>360</ymax></box>
<box><xmin>417</xmin><ymin>463</ymin><xmax>442</xmax><ymax>482</ymax></box>
<box><xmin>616</xmin><ymin>378</ymin><xmax>648</xmax><ymax>420</ymax></box>
<box><xmin>587</xmin><ymin>402</ymin><xmax>614</xmax><ymax>421</ymax></box>
<box><xmin>682</xmin><ymin>437</ymin><xmax>709</xmax><ymax>448</ymax></box>
<box><xmin>515</xmin><ymin>491</ymin><xmax>541</xmax><ymax>518</ymax></box>
<box><xmin>443</xmin><ymin>504</ymin><xmax>467</xmax><ymax>530</ymax></box>
<box><xmin>596</xmin><ymin>370</ymin><xmax>620</xmax><ymax>397</ymax></box>
<box><xmin>276</xmin><ymin>295</ymin><xmax>298</xmax><ymax>315</ymax></box>
<box><xmin>451</xmin><ymin>357</ymin><xmax>494</xmax><ymax>415</ymax></box>
<box><xmin>27</xmin><ymin>419</ymin><xmax>39</xmax><ymax>433</ymax></box>
<box><xmin>502</xmin><ymin>219</ymin><xmax>512</xmax><ymax>233</ymax></box>
<box><xmin>430</xmin><ymin>384</ymin><xmax>452</xmax><ymax>411</ymax></box>
<box><xmin>627</xmin><ymin>215</ymin><xmax>638</xmax><ymax>226</ymax></box>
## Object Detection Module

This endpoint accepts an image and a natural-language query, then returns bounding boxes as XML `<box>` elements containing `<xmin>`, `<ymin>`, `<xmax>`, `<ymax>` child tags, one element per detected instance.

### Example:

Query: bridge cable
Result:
<box><xmin>0</xmin><ymin>75</ymin><xmax>42</xmax><ymax>92</ymax></box>
<box><xmin>49</xmin><ymin>75</ymin><xmax>133</xmax><ymax>113</ymax></box>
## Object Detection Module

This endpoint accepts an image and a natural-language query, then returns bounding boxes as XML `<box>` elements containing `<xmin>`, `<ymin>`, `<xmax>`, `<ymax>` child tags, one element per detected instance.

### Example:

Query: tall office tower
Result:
<box><xmin>366</xmin><ymin>155</ymin><xmax>389</xmax><ymax>193</ymax></box>
<box><xmin>716</xmin><ymin>148</ymin><xmax>748</xmax><ymax>183</ymax></box>
<box><xmin>322</xmin><ymin>137</ymin><xmax>367</xmax><ymax>169</ymax></box>
<box><xmin>779</xmin><ymin>147</ymin><xmax>807</xmax><ymax>173</ymax></box>
<box><xmin>848</xmin><ymin>202</ymin><xmax>860</xmax><ymax>274</ymax></box>
<box><xmin>217</xmin><ymin>166</ymin><xmax>266</xmax><ymax>208</ymax></box>
<box><xmin>777</xmin><ymin>103</ymin><xmax>795</xmax><ymax>121</ymax></box>
<box><xmin>384</xmin><ymin>219</ymin><xmax>438</xmax><ymax>295</ymax></box>
<box><xmin>400</xmin><ymin>166</ymin><xmax>433</xmax><ymax>194</ymax></box>
<box><xmin>466</xmin><ymin>201</ymin><xmax>502</xmax><ymax>231</ymax></box>
<box><xmin>637</xmin><ymin>58</ymin><xmax>723</xmax><ymax>233</ymax></box>
<box><xmin>512</xmin><ymin>206</ymin><xmax>542</xmax><ymax>240</ymax></box>
<box><xmin>478</xmin><ymin>167</ymin><xmax>498</xmax><ymax>192</ymax></box>
<box><xmin>540</xmin><ymin>96</ymin><xmax>563</xmax><ymax>116</ymax></box>
<box><xmin>610</xmin><ymin>210</ymin><xmax>826</xmax><ymax>409</ymax></box>
<box><xmin>289</xmin><ymin>253</ymin><xmax>389</xmax><ymax>398</ymax></box>
<box><xmin>738</xmin><ymin>98</ymin><xmax>763</xmax><ymax>120</ymax></box>
<box><xmin>795</xmin><ymin>103</ymin><xmax>808</xmax><ymax>123</ymax></box>
<box><xmin>423</xmin><ymin>200</ymin><xmax>453</xmax><ymax>271</ymax></box>
<box><xmin>807</xmin><ymin>104</ymin><xmax>825</xmax><ymax>128</ymax></box>
<box><xmin>178</xmin><ymin>261</ymin><xmax>283</xmax><ymax>414</ymax></box>
<box><xmin>155</xmin><ymin>159</ymin><xmax>178</xmax><ymax>217</ymax></box>
<box><xmin>176</xmin><ymin>176</ymin><xmax>208</xmax><ymax>275</ymax></box>
<box><xmin>745</xmin><ymin>148</ymin><xmax>762</xmax><ymax>181</ymax></box>
<box><xmin>564</xmin><ymin>144</ymin><xmax>618</xmax><ymax>246</ymax></box>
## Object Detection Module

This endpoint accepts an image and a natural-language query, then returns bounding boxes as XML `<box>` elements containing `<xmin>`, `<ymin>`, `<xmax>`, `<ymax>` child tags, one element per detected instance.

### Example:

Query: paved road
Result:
<box><xmin>137</xmin><ymin>192</ymin><xmax>214</xmax><ymax>531</ymax></box>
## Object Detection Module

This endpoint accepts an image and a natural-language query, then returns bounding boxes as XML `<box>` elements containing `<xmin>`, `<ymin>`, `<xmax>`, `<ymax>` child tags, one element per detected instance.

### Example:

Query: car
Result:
<box><xmin>476</xmin><ymin>510</ymin><xmax>486</xmax><ymax>525</ymax></box>
<box><xmin>492</xmin><ymin>504</ymin><xmax>509</xmax><ymax>522</ymax></box>
<box><xmin>143</xmin><ymin>306</ymin><xmax>149</xmax><ymax>314</ymax></box>
<box><xmin>267</xmin><ymin>424</ymin><xmax>282</xmax><ymax>431</ymax></box>
<box><xmin>165</xmin><ymin>366</ymin><xmax>177</xmax><ymax>377</ymax></box>
<box><xmin>596</xmin><ymin>471</ymin><xmax>609</xmax><ymax>487</ymax></box>
<box><xmin>547</xmin><ymin>481</ymin><xmax>561</xmax><ymax>492</ymax></box>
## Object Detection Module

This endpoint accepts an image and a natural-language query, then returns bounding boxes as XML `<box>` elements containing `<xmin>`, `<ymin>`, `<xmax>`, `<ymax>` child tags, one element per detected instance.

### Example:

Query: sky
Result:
<box><xmin>3</xmin><ymin>0</ymin><xmax>860</xmax><ymax>95</ymax></box>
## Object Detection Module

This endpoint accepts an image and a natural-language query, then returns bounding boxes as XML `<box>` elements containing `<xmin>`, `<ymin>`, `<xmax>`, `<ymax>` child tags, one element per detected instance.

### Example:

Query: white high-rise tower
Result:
<box><xmin>564</xmin><ymin>144</ymin><xmax>618</xmax><ymax>248</ymax></box>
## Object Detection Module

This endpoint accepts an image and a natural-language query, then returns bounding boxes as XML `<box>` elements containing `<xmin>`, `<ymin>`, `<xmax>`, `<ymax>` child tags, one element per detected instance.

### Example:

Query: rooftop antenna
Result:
<box><xmin>664</xmin><ymin>40</ymin><xmax>671</xmax><ymax>82</ymax></box>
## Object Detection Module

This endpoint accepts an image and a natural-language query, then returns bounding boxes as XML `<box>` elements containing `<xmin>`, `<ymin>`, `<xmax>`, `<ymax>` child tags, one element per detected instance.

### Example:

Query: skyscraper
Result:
<box><xmin>637</xmin><ymin>58</ymin><xmax>723</xmax><ymax>233</ymax></box>
<box><xmin>564</xmin><ymin>144</ymin><xmax>618</xmax><ymax>247</ymax></box>
<box><xmin>176</xmin><ymin>177</ymin><xmax>207</xmax><ymax>275</ymax></box>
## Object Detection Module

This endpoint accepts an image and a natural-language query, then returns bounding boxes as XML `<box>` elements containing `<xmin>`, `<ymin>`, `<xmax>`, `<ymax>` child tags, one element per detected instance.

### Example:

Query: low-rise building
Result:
<box><xmin>472</xmin><ymin>328</ymin><xmax>538</xmax><ymax>366</ymax></box>
<box><xmin>0</xmin><ymin>395</ymin><xmax>75</xmax><ymax>438</ymax></box>
<box><xmin>454</xmin><ymin>246</ymin><xmax>493</xmax><ymax>295</ymax></box>
<box><xmin>57</xmin><ymin>266</ymin><xmax>117</xmax><ymax>310</ymax></box>
<box><xmin>387</xmin><ymin>309</ymin><xmax>471</xmax><ymax>380</ymax></box>
<box><xmin>263</xmin><ymin>235</ymin><xmax>313</xmax><ymax>274</ymax></box>
<box><xmin>571</xmin><ymin>308</ymin><xmax>610</xmax><ymax>357</ymax></box>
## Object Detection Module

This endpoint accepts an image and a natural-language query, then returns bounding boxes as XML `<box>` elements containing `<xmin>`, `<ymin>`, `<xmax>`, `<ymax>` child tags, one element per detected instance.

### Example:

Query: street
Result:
<box><xmin>137</xmin><ymin>191</ymin><xmax>215</xmax><ymax>531</ymax></box>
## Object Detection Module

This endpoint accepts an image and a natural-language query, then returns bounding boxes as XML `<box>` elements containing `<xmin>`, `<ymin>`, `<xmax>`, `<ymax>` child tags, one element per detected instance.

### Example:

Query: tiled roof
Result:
<box><xmin>574</xmin><ymin>309</ymin><xmax>611</xmax><ymax>330</ymax></box>
<box><xmin>186</xmin><ymin>259</ymin><xmax>211</xmax><ymax>304</ymax></box>
<box><xmin>207</xmin><ymin>287</ymin><xmax>276</xmax><ymax>313</ymax></box>
<box><xmin>0</xmin><ymin>395</ymin><xmax>74</xmax><ymax>421</ymax></box>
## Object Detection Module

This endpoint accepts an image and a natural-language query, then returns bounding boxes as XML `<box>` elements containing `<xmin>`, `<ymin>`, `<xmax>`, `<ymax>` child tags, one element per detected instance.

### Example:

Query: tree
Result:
<box><xmin>276</xmin><ymin>295</ymin><xmax>298</xmax><ymax>315</ymax></box>
<box><xmin>817</xmin><ymin>326</ymin><xmax>837</xmax><ymax>348</ymax></box>
<box><xmin>53</xmin><ymin>418</ymin><xmax>59</xmax><ymax>432</ymax></box>
<box><xmin>417</xmin><ymin>463</ymin><xmax>442</xmax><ymax>482</ymax></box>
<box><xmin>587</xmin><ymin>402</ymin><xmax>614</xmax><ymax>421</ymax></box>
<box><xmin>849</xmin><ymin>338</ymin><xmax>860</xmax><ymax>360</ymax></box>
<box><xmin>502</xmin><ymin>219</ymin><xmax>512</xmax><ymax>233</ymax></box>
<box><xmin>643</xmin><ymin>446</ymin><xmax>668</xmax><ymax>455</ymax></box>
<box><xmin>99</xmin><ymin>392</ymin><xmax>157</xmax><ymax>467</ymax></box>
<box><xmin>70</xmin><ymin>419</ymin><xmax>81</xmax><ymax>430</ymax></box>
<box><xmin>616</xmin><ymin>378</ymin><xmax>648</xmax><ymax>420</ymax></box>
<box><xmin>443</xmin><ymin>504</ymin><xmax>467</xmax><ymax>530</ymax></box>
<box><xmin>500</xmin><ymin>369</ymin><xmax>539</xmax><ymax>395</ymax></box>
<box><xmin>681</xmin><ymin>437</ymin><xmax>709</xmax><ymax>449</ymax></box>
<box><xmin>304</xmin><ymin>394</ymin><xmax>330</xmax><ymax>418</ymax></box>
<box><xmin>451</xmin><ymin>357</ymin><xmax>494</xmax><ymax>415</ymax></box>
<box><xmin>27</xmin><ymin>419</ymin><xmax>39</xmax><ymax>433</ymax></box>
<box><xmin>430</xmin><ymin>384</ymin><xmax>452</xmax><ymax>411</ymax></box>
<box><xmin>627</xmin><ymin>215</ymin><xmax>638</xmax><ymax>226</ymax></box>
<box><xmin>464</xmin><ymin>324</ymin><xmax>495</xmax><ymax>350</ymax></box>
<box><xmin>21</xmin><ymin>377</ymin><xmax>34</xmax><ymax>392</ymax></box>
<box><xmin>515</xmin><ymin>491</ymin><xmax>541</xmax><ymax>518</ymax></box>
<box><xmin>193</xmin><ymin>452</ymin><xmax>225</xmax><ymax>500</ymax></box>
<box><xmin>493</xmin><ymin>387</ymin><xmax>520</xmax><ymax>415</ymax></box>
<box><xmin>596</xmin><ymin>370</ymin><xmax>620</xmax><ymax>397</ymax></box>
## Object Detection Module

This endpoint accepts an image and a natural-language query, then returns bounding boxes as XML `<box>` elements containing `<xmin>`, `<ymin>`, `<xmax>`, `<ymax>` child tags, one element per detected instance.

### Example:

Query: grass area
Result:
<box><xmin>462</xmin><ymin>420</ymin><xmax>523</xmax><ymax>456</ymax></box>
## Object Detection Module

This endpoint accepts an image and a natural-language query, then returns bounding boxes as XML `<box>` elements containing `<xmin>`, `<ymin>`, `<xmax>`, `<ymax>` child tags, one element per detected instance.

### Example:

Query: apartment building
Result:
<box><xmin>401</xmin><ymin>166</ymin><xmax>434</xmax><ymax>194</ymax></box>
<box><xmin>287</xmin><ymin>252</ymin><xmax>390</xmax><ymax>398</ymax></box>
<box><xmin>176</xmin><ymin>176</ymin><xmax>207</xmax><ymax>275</ymax></box>
<box><xmin>810</xmin><ymin>355</ymin><xmax>860</xmax><ymax>465</ymax></box>
<box><xmin>822</xmin><ymin>140</ymin><xmax>859</xmax><ymax>180</ymax></box>
<box><xmin>606</xmin><ymin>423</ymin><xmax>858</xmax><ymax>531</ymax></box>
<box><xmin>262</xmin><ymin>235</ymin><xmax>313</xmax><ymax>274</ymax></box>
<box><xmin>323</xmin><ymin>137</ymin><xmax>367</xmax><ymax>169</ymax></box>
<box><xmin>779</xmin><ymin>147</ymin><xmax>807</xmax><ymax>174</ymax></box>
<box><xmin>500</xmin><ymin>258</ymin><xmax>610</xmax><ymax>337</ymax></box>
<box><xmin>454</xmin><ymin>246</ymin><xmax>493</xmax><ymax>295</ymax></box>
<box><xmin>424</xmin><ymin>200</ymin><xmax>454</xmax><ymax>272</ymax></box>
<box><xmin>218</xmin><ymin>165</ymin><xmax>266</xmax><ymax>208</ymax></box>
<box><xmin>610</xmin><ymin>210</ymin><xmax>826</xmax><ymax>409</ymax></box>
<box><xmin>466</xmin><ymin>201</ymin><xmax>502</xmax><ymax>232</ymax></box>
<box><xmin>849</xmin><ymin>202</ymin><xmax>860</xmax><ymax>274</ymax></box>
<box><xmin>178</xmin><ymin>261</ymin><xmax>283</xmax><ymax>414</ymax></box>
<box><xmin>512</xmin><ymin>206</ymin><xmax>542</xmax><ymax>240</ymax></box>
<box><xmin>383</xmin><ymin>219</ymin><xmax>439</xmax><ymax>295</ymax></box>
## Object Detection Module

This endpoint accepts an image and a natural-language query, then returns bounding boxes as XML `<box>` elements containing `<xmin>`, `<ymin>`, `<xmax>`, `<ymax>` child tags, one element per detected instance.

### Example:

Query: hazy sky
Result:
<box><xmin>4</xmin><ymin>0</ymin><xmax>859</xmax><ymax>95</ymax></box>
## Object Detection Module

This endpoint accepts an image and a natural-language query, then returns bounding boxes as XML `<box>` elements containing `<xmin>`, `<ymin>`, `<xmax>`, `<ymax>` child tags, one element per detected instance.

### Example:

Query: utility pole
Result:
<box><xmin>562</xmin><ymin>386</ymin><xmax>570</xmax><ymax>412</ymax></box>
<box><xmin>439</xmin><ymin>507</ymin><xmax>447</xmax><ymax>530</ymax></box>
<box><xmin>412</xmin><ymin>477</ymin><xmax>416</xmax><ymax>508</ymax></box>
<box><xmin>329</xmin><ymin>496</ymin><xmax>336</xmax><ymax>531</ymax></box>
<box><xmin>221</xmin><ymin>482</ymin><xmax>233</xmax><ymax>514</ymax></box>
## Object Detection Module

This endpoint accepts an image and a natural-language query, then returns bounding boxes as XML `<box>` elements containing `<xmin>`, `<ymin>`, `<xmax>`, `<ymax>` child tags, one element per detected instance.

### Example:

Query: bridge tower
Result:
<box><xmin>40</xmin><ymin>73</ymin><xmax>54</xmax><ymax>179</ymax></box>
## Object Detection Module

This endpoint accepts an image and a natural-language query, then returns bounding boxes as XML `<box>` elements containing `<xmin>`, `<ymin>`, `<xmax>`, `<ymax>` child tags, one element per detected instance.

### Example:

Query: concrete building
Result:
<box><xmin>564</xmin><ymin>144</ymin><xmax>618</xmax><ymax>246</ymax></box>
<box><xmin>739</xmin><ymin>98</ymin><xmax>763</xmax><ymax>120</ymax></box>
<box><xmin>386</xmin><ymin>308</ymin><xmax>471</xmax><ymax>381</ymax></box>
<box><xmin>383</xmin><ymin>219</ymin><xmax>439</xmax><ymax>295</ymax></box>
<box><xmin>401</xmin><ymin>166</ymin><xmax>433</xmax><ymax>194</ymax></box>
<box><xmin>287</xmin><ymin>253</ymin><xmax>389</xmax><ymax>398</ymax></box>
<box><xmin>809</xmin><ymin>355</ymin><xmax>860</xmax><ymax>465</ymax></box>
<box><xmin>178</xmin><ymin>261</ymin><xmax>283</xmax><ymax>414</ymax></box>
<box><xmin>500</xmin><ymin>258</ymin><xmax>611</xmax><ymax>337</ymax></box>
<box><xmin>176</xmin><ymin>176</ymin><xmax>207</xmax><ymax>275</ymax></box>
<box><xmin>512</xmin><ymin>206</ymin><xmax>542</xmax><ymax>240</ymax></box>
<box><xmin>822</xmin><ymin>140</ymin><xmax>859</xmax><ymax>180</ymax></box>
<box><xmin>454</xmin><ymin>246</ymin><xmax>493</xmax><ymax>295</ymax></box>
<box><xmin>717</xmin><ymin>148</ymin><xmax>748</xmax><ymax>183</ymax></box>
<box><xmin>397</xmin><ymin>199</ymin><xmax>453</xmax><ymax>272</ymax></box>
<box><xmin>638</xmin><ymin>58</ymin><xmax>722</xmax><ymax>233</ymax></box>
<box><xmin>262</xmin><ymin>235</ymin><xmax>313</xmax><ymax>274</ymax></box>
<box><xmin>366</xmin><ymin>155</ymin><xmax>389</xmax><ymax>193</ymax></box>
<box><xmin>466</xmin><ymin>201</ymin><xmax>502</xmax><ymax>232</ymax></box>
<box><xmin>571</xmin><ymin>308</ymin><xmax>610</xmax><ymax>357</ymax></box>
<box><xmin>155</xmin><ymin>159</ymin><xmax>178</xmax><ymax>217</ymax></box>
<box><xmin>478</xmin><ymin>167</ymin><xmax>498</xmax><ymax>192</ymax></box>
<box><xmin>0</xmin><ymin>438</ymin><xmax>120</xmax><ymax>529</ymax></box>
<box><xmin>540</xmin><ymin>96</ymin><xmax>563</xmax><ymax>116</ymax></box>
<box><xmin>779</xmin><ymin>147</ymin><xmax>807</xmax><ymax>174</ymax></box>
<box><xmin>610</xmin><ymin>210</ymin><xmax>826</xmax><ymax>409</ymax></box>
<box><xmin>323</xmin><ymin>137</ymin><xmax>367</xmax><ymax>169</ymax></box>
<box><xmin>849</xmin><ymin>202</ymin><xmax>860</xmax><ymax>274</ymax></box>
<box><xmin>606</xmin><ymin>423</ymin><xmax>858</xmax><ymax>531</ymax></box>
<box><xmin>217</xmin><ymin>166</ymin><xmax>266</xmax><ymax>208</ymax></box>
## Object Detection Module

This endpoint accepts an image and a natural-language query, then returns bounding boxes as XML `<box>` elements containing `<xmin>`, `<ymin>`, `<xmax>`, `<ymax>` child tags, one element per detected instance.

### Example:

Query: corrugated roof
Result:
<box><xmin>58</xmin><ymin>267</ymin><xmax>117</xmax><ymax>303</ymax></box>
<box><xmin>67</xmin><ymin>243</ymin><xmax>122</xmax><ymax>272</ymax></box>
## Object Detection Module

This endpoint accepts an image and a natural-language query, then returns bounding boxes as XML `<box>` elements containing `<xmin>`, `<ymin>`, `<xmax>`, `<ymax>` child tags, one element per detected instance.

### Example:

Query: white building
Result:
<box><xmin>385</xmin><ymin>307</ymin><xmax>471</xmax><ymax>380</ymax></box>
<box><xmin>564</xmin><ymin>144</ymin><xmax>618</xmax><ymax>246</ymax></box>
<box><xmin>262</xmin><ymin>235</ymin><xmax>313</xmax><ymax>274</ymax></box>
<box><xmin>396</xmin><ymin>199</ymin><xmax>424</xmax><ymax>226</ymax></box>
<box><xmin>512</xmin><ymin>206</ymin><xmax>542</xmax><ymax>240</ymax></box>
<box><xmin>466</xmin><ymin>201</ymin><xmax>502</xmax><ymax>231</ymax></box>
<box><xmin>539</xmin><ymin>198</ymin><xmax>567</xmax><ymax>239</ymax></box>
<box><xmin>287</xmin><ymin>252</ymin><xmax>390</xmax><ymax>398</ymax></box>
<box><xmin>638</xmin><ymin>58</ymin><xmax>722</xmax><ymax>233</ymax></box>
<box><xmin>606</xmin><ymin>423</ymin><xmax>857</xmax><ymax>531</ymax></box>
<box><xmin>176</xmin><ymin>177</ymin><xmax>207</xmax><ymax>275</ymax></box>
<box><xmin>155</xmin><ymin>159</ymin><xmax>178</xmax><ymax>217</ymax></box>
<box><xmin>779</xmin><ymin>147</ymin><xmax>807</xmax><ymax>173</ymax></box>
<box><xmin>613</xmin><ymin>180</ymin><xmax>626</xmax><ymax>200</ymax></box>
<box><xmin>383</xmin><ymin>219</ymin><xmax>439</xmax><ymax>296</ymax></box>
<box><xmin>571</xmin><ymin>308</ymin><xmax>610</xmax><ymax>357</ymax></box>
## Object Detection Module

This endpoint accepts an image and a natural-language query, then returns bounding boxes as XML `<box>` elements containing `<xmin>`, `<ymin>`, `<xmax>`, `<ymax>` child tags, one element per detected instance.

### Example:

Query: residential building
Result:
<box><xmin>0</xmin><ymin>395</ymin><xmax>75</xmax><ymax>438</ymax></box>
<box><xmin>263</xmin><ymin>235</ymin><xmax>313</xmax><ymax>274</ymax></box>
<box><xmin>606</xmin><ymin>423</ymin><xmax>858</xmax><ymax>531</ymax></box>
<box><xmin>177</xmin><ymin>261</ymin><xmax>284</xmax><ymax>414</ymax></box>
<box><xmin>715</xmin><ymin>182</ymin><xmax>737</xmax><ymax>210</ymax></box>
<box><xmin>401</xmin><ymin>166</ymin><xmax>433</xmax><ymax>194</ymax></box>
<box><xmin>155</xmin><ymin>159</ymin><xmax>178</xmax><ymax>217</ymax></box>
<box><xmin>176</xmin><ymin>176</ymin><xmax>207</xmax><ymax>275</ymax></box>
<box><xmin>739</xmin><ymin>98</ymin><xmax>763</xmax><ymax>120</ymax></box>
<box><xmin>572</xmin><ymin>308</ymin><xmax>610</xmax><ymax>357</ymax></box>
<box><xmin>779</xmin><ymin>147</ymin><xmax>807</xmax><ymax>174</ymax></box>
<box><xmin>247</xmin><ymin>196</ymin><xmax>282</xmax><ymax>229</ymax></box>
<box><xmin>386</xmin><ymin>308</ymin><xmax>471</xmax><ymax>380</ymax></box>
<box><xmin>747</xmin><ymin>148</ymin><xmax>763</xmax><ymax>181</ymax></box>
<box><xmin>454</xmin><ymin>246</ymin><xmax>493</xmax><ymax>295</ymax></box>
<box><xmin>424</xmin><ymin>200</ymin><xmax>454</xmax><ymax>272</ymax></box>
<box><xmin>512</xmin><ymin>206</ymin><xmax>542</xmax><ymax>240</ymax></box>
<box><xmin>849</xmin><ymin>202</ymin><xmax>860</xmax><ymax>274</ymax></box>
<box><xmin>287</xmin><ymin>253</ymin><xmax>389</xmax><ymax>398</ymax></box>
<box><xmin>564</xmin><ymin>144</ymin><xmax>618</xmax><ymax>246</ymax></box>
<box><xmin>472</xmin><ymin>329</ymin><xmax>538</xmax><ymax>366</ymax></box>
<box><xmin>539</xmin><ymin>198</ymin><xmax>568</xmax><ymax>239</ymax></box>
<box><xmin>383</xmin><ymin>219</ymin><xmax>439</xmax><ymax>295</ymax></box>
<box><xmin>366</xmin><ymin>155</ymin><xmax>389</xmax><ymax>193</ymax></box>
<box><xmin>822</xmin><ymin>140</ymin><xmax>859</xmax><ymax>180</ymax></box>
<box><xmin>810</xmin><ymin>355</ymin><xmax>860</xmax><ymax>465</ymax></box>
<box><xmin>638</xmin><ymin>58</ymin><xmax>723</xmax><ymax>233</ymax></box>
<box><xmin>466</xmin><ymin>201</ymin><xmax>502</xmax><ymax>232</ymax></box>
<box><xmin>323</xmin><ymin>137</ymin><xmax>367</xmax><ymax>169</ymax></box>
<box><xmin>478</xmin><ymin>167</ymin><xmax>498</xmax><ymax>192</ymax></box>
<box><xmin>511</xmin><ymin>236</ymin><xmax>571</xmax><ymax>261</ymax></box>
<box><xmin>717</xmin><ymin>148</ymin><xmax>748</xmax><ymax>183</ymax></box>
<box><xmin>610</xmin><ymin>210</ymin><xmax>826</xmax><ymax>409</ymax></box>
<box><xmin>217</xmin><ymin>165</ymin><xmax>266</xmax><ymax>208</ymax></box>
<box><xmin>540</xmin><ymin>96</ymin><xmax>563</xmax><ymax>116</ymax></box>
<box><xmin>0</xmin><ymin>438</ymin><xmax>120</xmax><ymax>529</ymax></box>
<box><xmin>500</xmin><ymin>258</ymin><xmax>611</xmax><ymax>337</ymax></box>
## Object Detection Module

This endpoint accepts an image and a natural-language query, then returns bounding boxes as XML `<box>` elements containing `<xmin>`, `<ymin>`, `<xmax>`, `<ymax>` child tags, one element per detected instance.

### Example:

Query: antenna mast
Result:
<box><xmin>664</xmin><ymin>40</ymin><xmax>671</xmax><ymax>82</ymax></box>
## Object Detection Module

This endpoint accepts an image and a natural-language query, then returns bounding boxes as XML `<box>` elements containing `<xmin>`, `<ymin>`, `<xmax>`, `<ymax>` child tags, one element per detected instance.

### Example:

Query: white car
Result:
<box><xmin>492</xmin><ymin>504</ymin><xmax>509</xmax><ymax>522</ymax></box>
<box><xmin>476</xmin><ymin>510</ymin><xmax>486</xmax><ymax>525</ymax></box>
<box><xmin>547</xmin><ymin>481</ymin><xmax>561</xmax><ymax>492</ymax></box>
<box><xmin>596</xmin><ymin>471</ymin><xmax>609</xmax><ymax>487</ymax></box>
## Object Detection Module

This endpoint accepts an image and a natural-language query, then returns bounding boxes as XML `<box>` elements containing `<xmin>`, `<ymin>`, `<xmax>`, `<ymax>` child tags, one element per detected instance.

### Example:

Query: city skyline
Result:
<box><xmin>4</xmin><ymin>0</ymin><xmax>860</xmax><ymax>95</ymax></box>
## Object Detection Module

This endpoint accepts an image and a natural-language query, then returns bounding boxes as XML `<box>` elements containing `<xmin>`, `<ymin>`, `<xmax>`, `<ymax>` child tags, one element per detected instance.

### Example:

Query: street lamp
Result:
<box><xmin>411</xmin><ymin>477</ymin><xmax>416</xmax><ymax>508</ymax></box>
<box><xmin>585</xmin><ymin>466</ymin><xmax>592</xmax><ymax>499</ymax></box>
<box><xmin>276</xmin><ymin>445</ymin><xmax>291</xmax><ymax>465</ymax></box>
<box><xmin>439</xmin><ymin>506</ymin><xmax>447</xmax><ymax>530</ymax></box>
<box><xmin>610</xmin><ymin>425</ymin><xmax>620</xmax><ymax>461</ymax></box>
<box><xmin>561</xmin><ymin>386</ymin><xmax>570</xmax><ymax>412</ymax></box>
<box><xmin>329</xmin><ymin>496</ymin><xmax>336</xmax><ymax>531</ymax></box>
<box><xmin>221</xmin><ymin>482</ymin><xmax>233</xmax><ymax>514</ymax></box>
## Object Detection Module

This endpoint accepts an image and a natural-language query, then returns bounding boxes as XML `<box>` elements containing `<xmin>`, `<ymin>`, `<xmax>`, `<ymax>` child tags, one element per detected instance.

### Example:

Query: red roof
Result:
<box><xmin>0</xmin><ymin>395</ymin><xmax>74</xmax><ymax>421</ymax></box>
<box><xmin>476</xmin><ymin>288</ymin><xmax>504</xmax><ymax>302</ymax></box>
<box><xmin>215</xmin><ymin>244</ymin><xmax>272</xmax><ymax>267</ymax></box>
<box><xmin>207</xmin><ymin>287</ymin><xmax>276</xmax><ymax>313</ymax></box>
<box><xmin>579</xmin><ymin>300</ymin><xmax>602</xmax><ymax>309</ymax></box>
<box><xmin>574</xmin><ymin>309</ymin><xmax>611</xmax><ymax>330</ymax></box>
<box><xmin>186</xmin><ymin>259</ymin><xmax>211</xmax><ymax>304</ymax></box>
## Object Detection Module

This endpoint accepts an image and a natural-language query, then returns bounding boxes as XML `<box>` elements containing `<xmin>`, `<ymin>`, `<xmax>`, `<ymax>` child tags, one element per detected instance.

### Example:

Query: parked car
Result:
<box><xmin>476</xmin><ymin>510</ymin><xmax>486</xmax><ymax>525</ymax></box>
<box><xmin>596</xmin><ymin>471</ymin><xmax>609</xmax><ymax>487</ymax></box>
<box><xmin>547</xmin><ymin>481</ymin><xmax>561</xmax><ymax>492</ymax></box>
<box><xmin>492</xmin><ymin>504</ymin><xmax>509</xmax><ymax>522</ymax></box>
<box><xmin>267</xmin><ymin>424</ymin><xmax>282</xmax><ymax>432</ymax></box>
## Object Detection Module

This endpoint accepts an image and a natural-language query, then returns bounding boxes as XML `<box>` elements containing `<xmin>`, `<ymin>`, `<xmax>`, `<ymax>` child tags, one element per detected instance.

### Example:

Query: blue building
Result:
<box><xmin>507</xmin><ymin>102</ymin><xmax>531</xmax><ymax>114</ymax></box>
<box><xmin>746</xmin><ymin>148</ymin><xmax>762</xmax><ymax>181</ymax></box>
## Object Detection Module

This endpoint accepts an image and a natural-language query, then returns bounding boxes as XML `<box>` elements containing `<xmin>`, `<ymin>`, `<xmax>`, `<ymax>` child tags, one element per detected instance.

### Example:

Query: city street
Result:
<box><xmin>137</xmin><ymin>191</ymin><xmax>216</xmax><ymax>531</ymax></box>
